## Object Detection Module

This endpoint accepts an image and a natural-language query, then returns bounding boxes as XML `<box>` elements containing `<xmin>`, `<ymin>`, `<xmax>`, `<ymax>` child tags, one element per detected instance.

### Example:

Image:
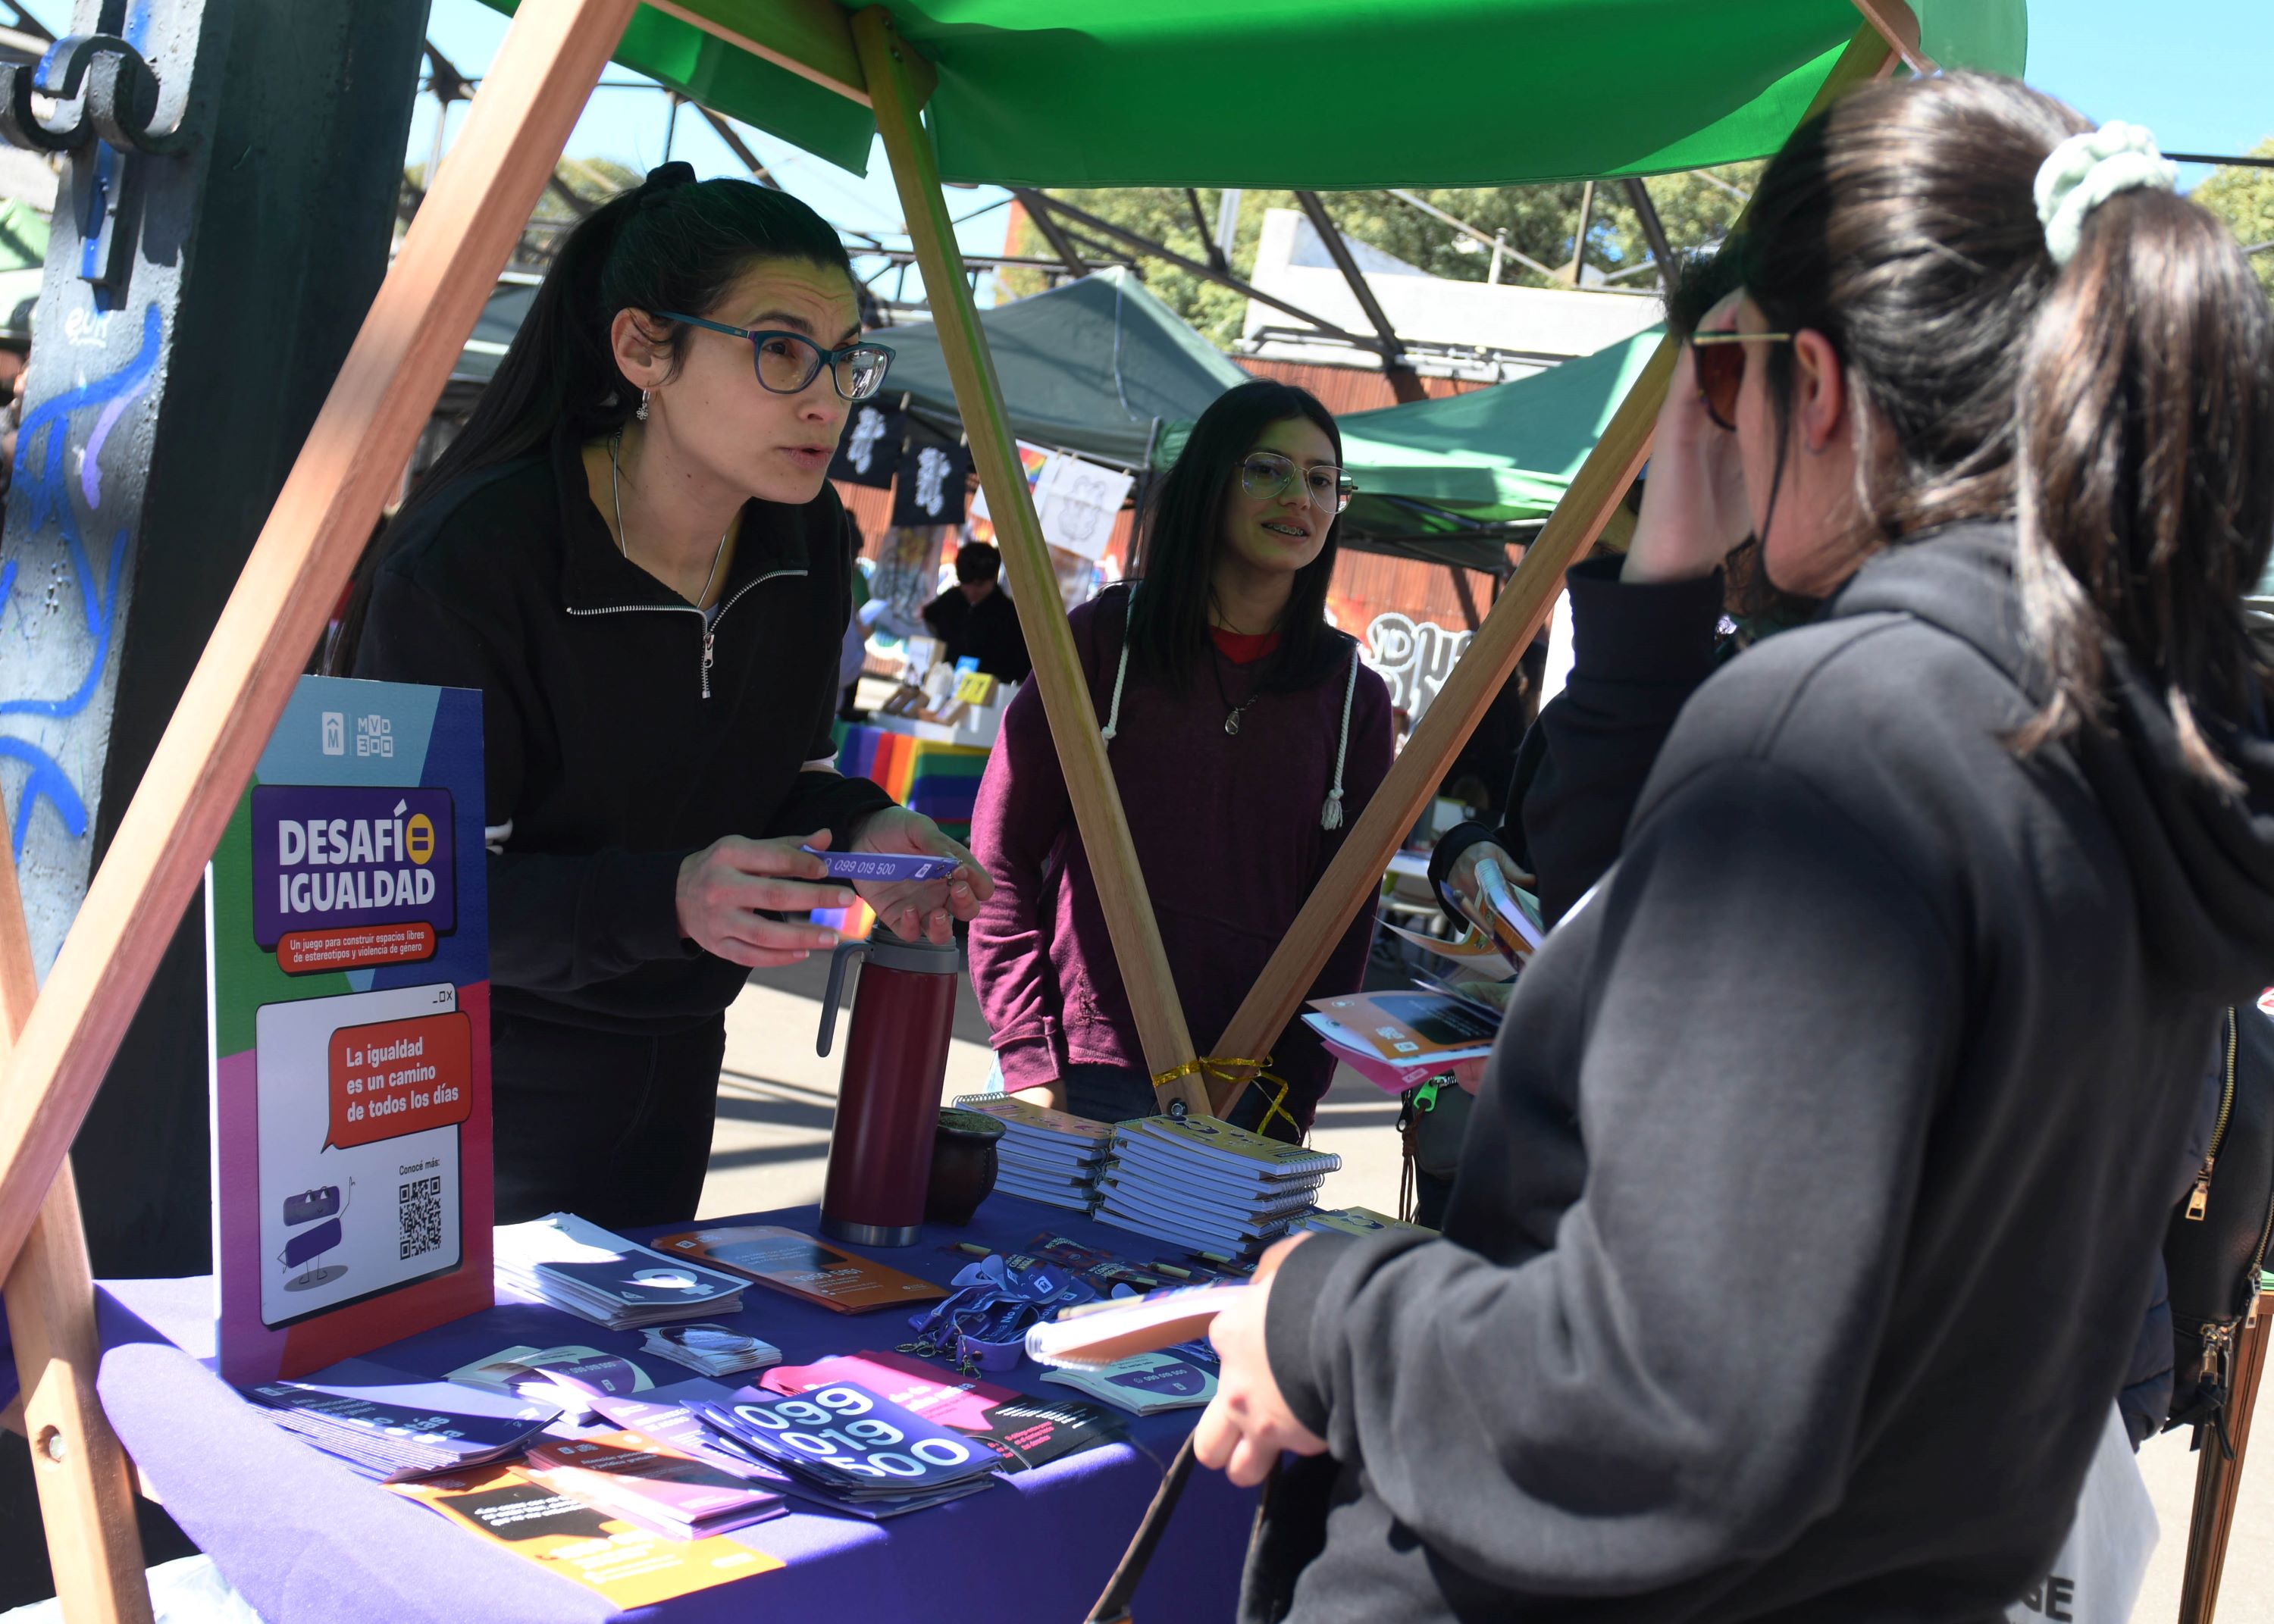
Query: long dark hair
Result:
<box><xmin>327</xmin><ymin>165</ymin><xmax>853</xmax><ymax>672</ymax></box>
<box><xmin>1730</xmin><ymin>72</ymin><xmax>2274</xmax><ymax>788</ymax></box>
<box><xmin>1126</xmin><ymin>380</ymin><xmax>1348</xmax><ymax>692</ymax></box>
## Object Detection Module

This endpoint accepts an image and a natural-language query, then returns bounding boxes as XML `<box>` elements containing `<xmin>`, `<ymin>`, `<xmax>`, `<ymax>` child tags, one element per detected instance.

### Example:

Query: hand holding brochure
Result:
<box><xmin>800</xmin><ymin>846</ymin><xmax>962</xmax><ymax>883</ymax></box>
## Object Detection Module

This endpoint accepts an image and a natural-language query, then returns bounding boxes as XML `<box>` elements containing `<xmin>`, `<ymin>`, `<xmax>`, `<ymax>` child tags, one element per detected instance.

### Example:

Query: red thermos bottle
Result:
<box><xmin>816</xmin><ymin>930</ymin><xmax>961</xmax><ymax>1247</ymax></box>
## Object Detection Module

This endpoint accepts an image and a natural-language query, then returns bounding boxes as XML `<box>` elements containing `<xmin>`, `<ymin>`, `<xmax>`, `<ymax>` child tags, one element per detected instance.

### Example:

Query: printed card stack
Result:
<box><xmin>494</xmin><ymin>1212</ymin><xmax>747</xmax><ymax>1330</ymax></box>
<box><xmin>641</xmin><ymin>1322</ymin><xmax>783</xmax><ymax>1379</ymax></box>
<box><xmin>1092</xmin><ymin>1115</ymin><xmax>1339</xmax><ymax>1259</ymax></box>
<box><xmin>951</xmin><ymin>1094</ymin><xmax>1114</xmax><ymax>1211</ymax></box>
<box><xmin>241</xmin><ymin>1357</ymin><xmax>560</xmax><ymax>1483</ymax></box>
<box><xmin>1302</xmin><ymin>990</ymin><xmax>1501</xmax><ymax>1094</ymax></box>
<box><xmin>691</xmin><ymin>1379</ymin><xmax>999</xmax><ymax>1516</ymax></box>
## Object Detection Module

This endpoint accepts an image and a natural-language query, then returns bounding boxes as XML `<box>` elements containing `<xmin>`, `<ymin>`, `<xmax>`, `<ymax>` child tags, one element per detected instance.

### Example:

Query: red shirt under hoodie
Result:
<box><xmin>968</xmin><ymin>584</ymin><xmax>1394</xmax><ymax>1128</ymax></box>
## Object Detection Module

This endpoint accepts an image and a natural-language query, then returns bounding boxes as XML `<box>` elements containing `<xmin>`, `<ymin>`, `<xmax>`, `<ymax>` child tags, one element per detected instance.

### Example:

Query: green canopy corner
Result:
<box><xmin>480</xmin><ymin>1</ymin><xmax>2025</xmax><ymax>187</ymax></box>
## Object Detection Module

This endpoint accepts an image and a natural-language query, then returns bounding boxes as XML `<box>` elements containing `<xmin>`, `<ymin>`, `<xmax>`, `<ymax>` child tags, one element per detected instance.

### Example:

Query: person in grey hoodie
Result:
<box><xmin>1195</xmin><ymin>74</ymin><xmax>2274</xmax><ymax>1622</ymax></box>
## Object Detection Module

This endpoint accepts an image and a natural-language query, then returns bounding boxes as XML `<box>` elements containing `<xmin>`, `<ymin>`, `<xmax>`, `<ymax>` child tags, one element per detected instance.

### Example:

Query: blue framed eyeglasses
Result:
<box><xmin>656</xmin><ymin>312</ymin><xmax>895</xmax><ymax>401</ymax></box>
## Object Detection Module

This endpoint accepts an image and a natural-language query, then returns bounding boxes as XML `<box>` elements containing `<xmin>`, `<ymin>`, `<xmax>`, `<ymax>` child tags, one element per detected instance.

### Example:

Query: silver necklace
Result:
<box><xmin>609</xmin><ymin>431</ymin><xmax>730</xmax><ymax>609</ymax></box>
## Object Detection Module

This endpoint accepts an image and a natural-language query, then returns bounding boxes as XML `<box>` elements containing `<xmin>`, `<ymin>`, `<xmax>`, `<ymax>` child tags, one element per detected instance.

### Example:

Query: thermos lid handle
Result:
<box><xmin>817</xmin><ymin>938</ymin><xmax>870</xmax><ymax>1058</ymax></box>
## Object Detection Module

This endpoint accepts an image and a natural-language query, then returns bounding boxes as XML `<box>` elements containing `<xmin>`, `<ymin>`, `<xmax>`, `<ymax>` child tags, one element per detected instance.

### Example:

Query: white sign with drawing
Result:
<box><xmin>1364</xmin><ymin>613</ymin><xmax>1474</xmax><ymax>721</ymax></box>
<box><xmin>1035</xmin><ymin>457</ymin><xmax>1133</xmax><ymax>562</ymax></box>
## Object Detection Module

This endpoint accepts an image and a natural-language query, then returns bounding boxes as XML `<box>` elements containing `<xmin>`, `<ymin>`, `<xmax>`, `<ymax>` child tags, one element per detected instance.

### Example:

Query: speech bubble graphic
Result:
<box><xmin>327</xmin><ymin>1011</ymin><xmax>473</xmax><ymax>1150</ymax></box>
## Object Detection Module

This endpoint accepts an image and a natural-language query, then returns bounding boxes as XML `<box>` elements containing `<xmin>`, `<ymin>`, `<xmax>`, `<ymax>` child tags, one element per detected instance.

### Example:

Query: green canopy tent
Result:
<box><xmin>0</xmin><ymin>197</ymin><xmax>48</xmax><ymax>343</ymax></box>
<box><xmin>0</xmin><ymin>14</ymin><xmax>2032</xmax><ymax>1613</ymax></box>
<box><xmin>1339</xmin><ymin>327</ymin><xmax>1667</xmax><ymax>525</ymax></box>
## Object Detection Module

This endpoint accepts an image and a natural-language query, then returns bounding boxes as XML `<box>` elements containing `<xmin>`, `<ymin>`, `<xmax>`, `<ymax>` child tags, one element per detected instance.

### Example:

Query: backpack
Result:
<box><xmin>2162</xmin><ymin>999</ymin><xmax>2274</xmax><ymax>1450</ymax></box>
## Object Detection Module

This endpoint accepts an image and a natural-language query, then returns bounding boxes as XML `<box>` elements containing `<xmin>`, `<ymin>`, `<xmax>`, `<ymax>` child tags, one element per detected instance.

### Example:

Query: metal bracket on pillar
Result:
<box><xmin>0</xmin><ymin>32</ymin><xmax>191</xmax><ymax>294</ymax></box>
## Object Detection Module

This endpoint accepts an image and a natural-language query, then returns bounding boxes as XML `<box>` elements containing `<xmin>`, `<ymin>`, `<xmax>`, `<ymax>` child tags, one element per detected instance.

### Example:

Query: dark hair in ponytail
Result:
<box><xmin>327</xmin><ymin>166</ymin><xmax>853</xmax><ymax>672</ymax></box>
<box><xmin>1128</xmin><ymin>380</ymin><xmax>1348</xmax><ymax>693</ymax></box>
<box><xmin>1730</xmin><ymin>72</ymin><xmax>2274</xmax><ymax>787</ymax></box>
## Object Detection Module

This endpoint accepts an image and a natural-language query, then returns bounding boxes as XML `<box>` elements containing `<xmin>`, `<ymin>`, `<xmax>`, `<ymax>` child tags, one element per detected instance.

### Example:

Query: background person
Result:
<box><xmin>968</xmin><ymin>381</ymin><xmax>1392</xmax><ymax>1134</ymax></box>
<box><xmin>1197</xmin><ymin>77</ymin><xmax>2274</xmax><ymax>1620</ymax></box>
<box><xmin>921</xmin><ymin>540</ymin><xmax>1032</xmax><ymax>684</ymax></box>
<box><xmin>343</xmin><ymin>164</ymin><xmax>988</xmax><ymax>1227</ymax></box>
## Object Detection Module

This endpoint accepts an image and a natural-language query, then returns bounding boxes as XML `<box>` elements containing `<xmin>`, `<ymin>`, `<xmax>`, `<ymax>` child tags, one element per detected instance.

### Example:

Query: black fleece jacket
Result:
<box><xmin>1252</xmin><ymin>525</ymin><xmax>2274</xmax><ymax>1622</ymax></box>
<box><xmin>354</xmin><ymin>427</ymin><xmax>893</xmax><ymax>1034</ymax></box>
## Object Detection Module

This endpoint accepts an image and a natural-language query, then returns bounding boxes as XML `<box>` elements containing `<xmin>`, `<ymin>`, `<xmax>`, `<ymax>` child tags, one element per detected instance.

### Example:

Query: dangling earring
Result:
<box><xmin>636</xmin><ymin>389</ymin><xmax>650</xmax><ymax>422</ymax></box>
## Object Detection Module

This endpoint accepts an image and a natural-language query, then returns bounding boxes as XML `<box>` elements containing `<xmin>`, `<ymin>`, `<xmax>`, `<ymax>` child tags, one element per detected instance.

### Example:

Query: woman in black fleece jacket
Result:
<box><xmin>347</xmin><ymin>169</ymin><xmax>986</xmax><ymax>1226</ymax></box>
<box><xmin>1194</xmin><ymin>75</ymin><xmax>2274</xmax><ymax>1622</ymax></box>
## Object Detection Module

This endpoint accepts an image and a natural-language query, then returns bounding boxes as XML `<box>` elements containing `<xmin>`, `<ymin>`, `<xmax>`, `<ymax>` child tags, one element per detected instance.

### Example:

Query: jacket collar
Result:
<box><xmin>551</xmin><ymin>421</ymin><xmax>811</xmax><ymax>614</ymax></box>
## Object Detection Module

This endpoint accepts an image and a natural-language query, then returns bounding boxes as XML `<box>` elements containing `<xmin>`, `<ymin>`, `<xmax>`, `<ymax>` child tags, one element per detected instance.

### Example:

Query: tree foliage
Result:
<box><xmin>2190</xmin><ymin>139</ymin><xmax>2274</xmax><ymax>298</ymax></box>
<box><xmin>1000</xmin><ymin>167</ymin><xmax>1761</xmax><ymax>346</ymax></box>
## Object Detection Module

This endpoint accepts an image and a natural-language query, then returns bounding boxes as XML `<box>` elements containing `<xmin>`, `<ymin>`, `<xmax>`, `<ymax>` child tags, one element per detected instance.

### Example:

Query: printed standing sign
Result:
<box><xmin>208</xmin><ymin>675</ymin><xmax>491</xmax><ymax>1385</ymax></box>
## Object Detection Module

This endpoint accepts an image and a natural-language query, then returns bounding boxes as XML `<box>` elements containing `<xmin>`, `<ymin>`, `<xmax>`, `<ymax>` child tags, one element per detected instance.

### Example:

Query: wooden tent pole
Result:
<box><xmin>2</xmin><ymin>803</ymin><xmax>151</xmax><ymax>1624</ymax></box>
<box><xmin>850</xmin><ymin>6</ymin><xmax>1207</xmax><ymax>1109</ymax></box>
<box><xmin>0</xmin><ymin>0</ymin><xmax>638</xmax><ymax>1283</ymax></box>
<box><xmin>1205</xmin><ymin>20</ymin><xmax>1899</xmax><ymax>1114</ymax></box>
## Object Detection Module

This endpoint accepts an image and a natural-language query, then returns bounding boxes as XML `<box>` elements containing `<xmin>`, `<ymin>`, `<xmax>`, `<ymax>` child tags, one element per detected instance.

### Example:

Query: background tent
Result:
<box><xmin>0</xmin><ymin>198</ymin><xmax>47</xmax><ymax>344</ymax></box>
<box><xmin>847</xmin><ymin>268</ymin><xmax>1248</xmax><ymax>468</ymax></box>
<box><xmin>481</xmin><ymin>1</ymin><xmax>2023</xmax><ymax>186</ymax></box>
<box><xmin>1337</xmin><ymin>326</ymin><xmax>1665</xmax><ymax>527</ymax></box>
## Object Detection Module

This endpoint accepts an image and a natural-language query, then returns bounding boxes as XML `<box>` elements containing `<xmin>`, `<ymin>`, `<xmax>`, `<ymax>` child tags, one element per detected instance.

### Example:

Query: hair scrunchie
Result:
<box><xmin>636</xmin><ymin>159</ymin><xmax>698</xmax><ymax>208</ymax></box>
<box><xmin>2034</xmin><ymin>120</ymin><xmax>2176</xmax><ymax>268</ymax></box>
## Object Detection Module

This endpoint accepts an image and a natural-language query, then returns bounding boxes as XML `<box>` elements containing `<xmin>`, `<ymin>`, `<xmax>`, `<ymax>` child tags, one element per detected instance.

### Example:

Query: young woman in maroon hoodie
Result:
<box><xmin>968</xmin><ymin>381</ymin><xmax>1393</xmax><ymax>1136</ymax></box>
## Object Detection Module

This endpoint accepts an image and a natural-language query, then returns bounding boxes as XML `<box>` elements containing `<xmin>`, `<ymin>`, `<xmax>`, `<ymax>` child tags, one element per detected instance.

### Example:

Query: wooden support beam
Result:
<box><xmin>1206</xmin><ymin>20</ymin><xmax>1899</xmax><ymax>1115</ymax></box>
<box><xmin>645</xmin><ymin>0</ymin><xmax>935</xmax><ymax>111</ymax></box>
<box><xmin>2</xmin><ymin>809</ymin><xmax>152</xmax><ymax>1624</ymax></box>
<box><xmin>1848</xmin><ymin>0</ymin><xmax>1935</xmax><ymax>77</ymax></box>
<box><xmin>2178</xmin><ymin>1288</ymin><xmax>2274</xmax><ymax>1623</ymax></box>
<box><xmin>0</xmin><ymin>0</ymin><xmax>638</xmax><ymax>1282</ymax></box>
<box><xmin>852</xmin><ymin>8</ymin><xmax>1208</xmax><ymax>1112</ymax></box>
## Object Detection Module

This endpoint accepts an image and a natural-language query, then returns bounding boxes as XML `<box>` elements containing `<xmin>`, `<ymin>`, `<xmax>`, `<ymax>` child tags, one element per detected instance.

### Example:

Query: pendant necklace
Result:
<box><xmin>610</xmin><ymin>431</ymin><xmax>730</xmax><ymax>609</ymax></box>
<box><xmin>1208</xmin><ymin>641</ymin><xmax>1259</xmax><ymax>737</ymax></box>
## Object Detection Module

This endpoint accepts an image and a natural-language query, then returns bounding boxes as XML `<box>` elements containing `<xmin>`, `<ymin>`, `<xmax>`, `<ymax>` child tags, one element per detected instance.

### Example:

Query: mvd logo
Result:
<box><xmin>321</xmin><ymin>712</ymin><xmax>345</xmax><ymax>756</ymax></box>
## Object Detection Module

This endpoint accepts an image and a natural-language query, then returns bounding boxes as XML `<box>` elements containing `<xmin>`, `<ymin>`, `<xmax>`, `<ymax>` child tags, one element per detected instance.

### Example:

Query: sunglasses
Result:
<box><xmin>1690</xmin><ymin>330</ymin><xmax>1796</xmax><ymax>431</ymax></box>
<box><xmin>656</xmin><ymin>311</ymin><xmax>895</xmax><ymax>401</ymax></box>
<box><xmin>1240</xmin><ymin>451</ymin><xmax>1356</xmax><ymax>515</ymax></box>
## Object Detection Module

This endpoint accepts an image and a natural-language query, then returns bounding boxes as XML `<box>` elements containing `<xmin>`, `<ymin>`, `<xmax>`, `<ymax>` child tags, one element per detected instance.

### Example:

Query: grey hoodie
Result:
<box><xmin>1251</xmin><ymin>524</ymin><xmax>2274</xmax><ymax>1622</ymax></box>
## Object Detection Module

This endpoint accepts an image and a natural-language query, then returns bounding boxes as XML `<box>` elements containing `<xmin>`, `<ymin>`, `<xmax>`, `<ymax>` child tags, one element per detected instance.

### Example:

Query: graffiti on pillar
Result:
<box><xmin>0</xmin><ymin>302</ymin><xmax>162</xmax><ymax>859</ymax></box>
<box><xmin>1362</xmin><ymin>612</ymin><xmax>1472</xmax><ymax>722</ymax></box>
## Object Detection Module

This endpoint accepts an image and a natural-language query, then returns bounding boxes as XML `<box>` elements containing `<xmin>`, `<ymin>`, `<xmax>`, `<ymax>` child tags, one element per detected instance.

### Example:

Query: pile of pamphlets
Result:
<box><xmin>1092</xmin><ymin>1115</ymin><xmax>1338</xmax><ymax>1259</ymax></box>
<box><xmin>951</xmin><ymin>1094</ymin><xmax>1114</xmax><ymax>1211</ymax></box>
<box><xmin>641</xmin><ymin>1322</ymin><xmax>783</xmax><ymax>1378</ymax></box>
<box><xmin>691</xmin><ymin>1379</ymin><xmax>999</xmax><ymax>1516</ymax></box>
<box><xmin>240</xmin><ymin>1357</ymin><xmax>559</xmax><ymax>1483</ymax></box>
<box><xmin>522</xmin><ymin>1432</ymin><xmax>785</xmax><ymax>1539</ymax></box>
<box><xmin>1041</xmin><ymin>1350</ymin><xmax>1219</xmax><ymax>1416</ymax></box>
<box><xmin>494</xmin><ymin>1212</ymin><xmax>746</xmax><ymax>1329</ymax></box>
<box><xmin>1302</xmin><ymin>990</ymin><xmax>1500</xmax><ymax>1094</ymax></box>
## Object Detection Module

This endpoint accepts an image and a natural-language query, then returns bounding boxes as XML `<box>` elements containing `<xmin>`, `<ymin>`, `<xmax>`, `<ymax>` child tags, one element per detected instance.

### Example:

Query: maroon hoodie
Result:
<box><xmin>969</xmin><ymin>584</ymin><xmax>1393</xmax><ymax>1127</ymax></box>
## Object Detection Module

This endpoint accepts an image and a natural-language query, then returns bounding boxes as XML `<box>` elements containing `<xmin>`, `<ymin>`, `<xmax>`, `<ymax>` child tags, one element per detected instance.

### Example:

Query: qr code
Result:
<box><xmin>398</xmin><ymin>1175</ymin><xmax>442</xmax><ymax>1260</ymax></box>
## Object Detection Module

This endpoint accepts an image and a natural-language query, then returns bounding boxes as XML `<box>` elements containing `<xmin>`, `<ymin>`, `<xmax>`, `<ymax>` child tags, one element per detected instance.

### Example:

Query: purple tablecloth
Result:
<box><xmin>10</xmin><ymin>1195</ymin><xmax>1257</xmax><ymax>1622</ymax></box>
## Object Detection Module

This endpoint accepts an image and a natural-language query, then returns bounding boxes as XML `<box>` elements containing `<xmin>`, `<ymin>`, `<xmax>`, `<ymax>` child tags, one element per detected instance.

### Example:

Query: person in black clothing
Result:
<box><xmin>921</xmin><ymin>541</ymin><xmax>1032</xmax><ymax>683</ymax></box>
<box><xmin>342</xmin><ymin>166</ymin><xmax>991</xmax><ymax>1228</ymax></box>
<box><xmin>1195</xmin><ymin>76</ymin><xmax>2274</xmax><ymax>1622</ymax></box>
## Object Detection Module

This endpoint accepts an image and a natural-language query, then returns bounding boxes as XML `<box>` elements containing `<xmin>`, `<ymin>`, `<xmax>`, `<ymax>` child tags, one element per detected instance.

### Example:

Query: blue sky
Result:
<box><xmin>18</xmin><ymin>1</ymin><xmax>2274</xmax><ymax>269</ymax></box>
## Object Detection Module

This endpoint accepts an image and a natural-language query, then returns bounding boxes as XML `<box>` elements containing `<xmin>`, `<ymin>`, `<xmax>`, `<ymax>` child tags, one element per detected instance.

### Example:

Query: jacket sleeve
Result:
<box><xmin>1263</xmin><ymin>755</ymin><xmax>1963</xmax><ymax>1593</ymax></box>
<box><xmin>966</xmin><ymin>671</ymin><xmax>1074</xmax><ymax>1092</ymax></box>
<box><xmin>1519</xmin><ymin>557</ymin><xmax>1725</xmax><ymax>927</ymax></box>
<box><xmin>355</xmin><ymin>567</ymin><xmax>697</xmax><ymax>993</ymax></box>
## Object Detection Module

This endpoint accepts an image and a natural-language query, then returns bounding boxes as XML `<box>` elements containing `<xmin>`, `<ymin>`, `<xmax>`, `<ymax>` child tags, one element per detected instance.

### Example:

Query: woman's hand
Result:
<box><xmin>1442</xmin><ymin>839</ymin><xmax>1530</xmax><ymax>928</ymax></box>
<box><xmin>1626</xmin><ymin>292</ymin><xmax>1752</xmax><ymax>587</ymax></box>
<box><xmin>850</xmin><ymin>806</ymin><xmax>994</xmax><ymax>945</ymax></box>
<box><xmin>1192</xmin><ymin>1234</ymin><xmax>1329</xmax><ymax>1488</ymax></box>
<box><xmin>675</xmin><ymin>831</ymin><xmax>854</xmax><ymax>967</ymax></box>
